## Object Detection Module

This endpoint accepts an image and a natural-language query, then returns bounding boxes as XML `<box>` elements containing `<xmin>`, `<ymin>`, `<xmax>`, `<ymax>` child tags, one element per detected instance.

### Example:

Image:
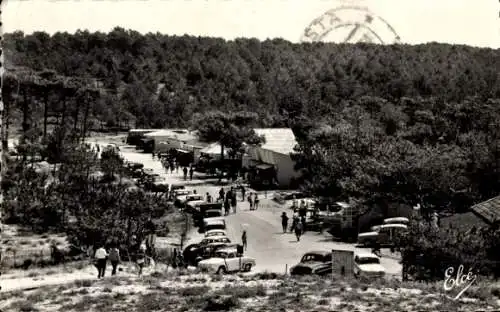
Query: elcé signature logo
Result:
<box><xmin>443</xmin><ymin>265</ymin><xmax>477</xmax><ymax>300</ymax></box>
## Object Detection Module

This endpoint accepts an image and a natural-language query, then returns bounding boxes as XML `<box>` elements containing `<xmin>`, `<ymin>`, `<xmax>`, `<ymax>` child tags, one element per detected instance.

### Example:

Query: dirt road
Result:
<box><xmin>97</xmin><ymin>141</ymin><xmax>402</xmax><ymax>277</ymax></box>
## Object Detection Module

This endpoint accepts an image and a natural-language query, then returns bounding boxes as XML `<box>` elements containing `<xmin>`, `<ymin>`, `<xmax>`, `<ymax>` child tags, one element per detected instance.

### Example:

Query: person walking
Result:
<box><xmin>108</xmin><ymin>244</ymin><xmax>121</xmax><ymax>276</ymax></box>
<box><xmin>219</xmin><ymin>188</ymin><xmax>225</xmax><ymax>201</ymax></box>
<box><xmin>94</xmin><ymin>244</ymin><xmax>108</xmax><ymax>279</ymax></box>
<box><xmin>231</xmin><ymin>191</ymin><xmax>237</xmax><ymax>214</ymax></box>
<box><xmin>295</xmin><ymin>221</ymin><xmax>303</xmax><ymax>242</ymax></box>
<box><xmin>241</xmin><ymin>185</ymin><xmax>246</xmax><ymax>202</ymax></box>
<box><xmin>241</xmin><ymin>230</ymin><xmax>247</xmax><ymax>251</ymax></box>
<box><xmin>183</xmin><ymin>167</ymin><xmax>188</xmax><ymax>180</ymax></box>
<box><xmin>248</xmin><ymin>192</ymin><xmax>254</xmax><ymax>210</ymax></box>
<box><xmin>253</xmin><ymin>193</ymin><xmax>259</xmax><ymax>210</ymax></box>
<box><xmin>281</xmin><ymin>212</ymin><xmax>289</xmax><ymax>233</ymax></box>
<box><xmin>136</xmin><ymin>244</ymin><xmax>146</xmax><ymax>277</ymax></box>
<box><xmin>189</xmin><ymin>166</ymin><xmax>194</xmax><ymax>180</ymax></box>
<box><xmin>206</xmin><ymin>192</ymin><xmax>212</xmax><ymax>203</ymax></box>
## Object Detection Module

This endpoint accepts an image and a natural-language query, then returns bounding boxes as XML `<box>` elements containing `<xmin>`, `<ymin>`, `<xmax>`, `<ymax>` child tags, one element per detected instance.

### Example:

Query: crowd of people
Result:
<box><xmin>280</xmin><ymin>197</ymin><xmax>311</xmax><ymax>241</ymax></box>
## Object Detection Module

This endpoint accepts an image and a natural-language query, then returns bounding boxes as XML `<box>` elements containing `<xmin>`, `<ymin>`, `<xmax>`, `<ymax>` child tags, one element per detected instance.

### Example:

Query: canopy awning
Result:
<box><xmin>176</xmin><ymin>148</ymin><xmax>191</xmax><ymax>154</ymax></box>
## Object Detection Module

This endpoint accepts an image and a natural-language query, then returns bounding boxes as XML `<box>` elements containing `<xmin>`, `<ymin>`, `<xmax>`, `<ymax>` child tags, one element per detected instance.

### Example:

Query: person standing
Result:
<box><xmin>241</xmin><ymin>230</ymin><xmax>247</xmax><ymax>251</ymax></box>
<box><xmin>295</xmin><ymin>221</ymin><xmax>303</xmax><ymax>242</ymax></box>
<box><xmin>94</xmin><ymin>244</ymin><xmax>108</xmax><ymax>279</ymax></box>
<box><xmin>248</xmin><ymin>192</ymin><xmax>254</xmax><ymax>210</ymax></box>
<box><xmin>189</xmin><ymin>166</ymin><xmax>194</xmax><ymax>180</ymax></box>
<box><xmin>108</xmin><ymin>244</ymin><xmax>120</xmax><ymax>276</ymax></box>
<box><xmin>253</xmin><ymin>193</ymin><xmax>259</xmax><ymax>210</ymax></box>
<box><xmin>281</xmin><ymin>212</ymin><xmax>289</xmax><ymax>233</ymax></box>
<box><xmin>231</xmin><ymin>190</ymin><xmax>237</xmax><ymax>214</ymax></box>
<box><xmin>206</xmin><ymin>192</ymin><xmax>212</xmax><ymax>203</ymax></box>
<box><xmin>136</xmin><ymin>245</ymin><xmax>146</xmax><ymax>277</ymax></box>
<box><xmin>183</xmin><ymin>167</ymin><xmax>188</xmax><ymax>180</ymax></box>
<box><xmin>241</xmin><ymin>185</ymin><xmax>246</xmax><ymax>202</ymax></box>
<box><xmin>219</xmin><ymin>188</ymin><xmax>225</xmax><ymax>201</ymax></box>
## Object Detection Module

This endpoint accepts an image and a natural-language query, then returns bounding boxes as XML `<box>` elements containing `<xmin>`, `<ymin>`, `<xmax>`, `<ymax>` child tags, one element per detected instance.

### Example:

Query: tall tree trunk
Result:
<box><xmin>81</xmin><ymin>91</ymin><xmax>90</xmax><ymax>142</ymax></box>
<box><xmin>43</xmin><ymin>89</ymin><xmax>49</xmax><ymax>140</ymax></box>
<box><xmin>22</xmin><ymin>88</ymin><xmax>32</xmax><ymax>134</ymax></box>
<box><xmin>60</xmin><ymin>92</ymin><xmax>67</xmax><ymax>128</ymax></box>
<box><xmin>219</xmin><ymin>144</ymin><xmax>225</xmax><ymax>181</ymax></box>
<box><xmin>73</xmin><ymin>101</ymin><xmax>80</xmax><ymax>133</ymax></box>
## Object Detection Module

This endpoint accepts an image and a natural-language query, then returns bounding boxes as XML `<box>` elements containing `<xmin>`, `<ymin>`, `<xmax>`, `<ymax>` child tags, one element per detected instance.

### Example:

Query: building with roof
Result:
<box><xmin>440</xmin><ymin>195</ymin><xmax>500</xmax><ymax>231</ymax></box>
<box><xmin>244</xmin><ymin>128</ymin><xmax>300</xmax><ymax>188</ymax></box>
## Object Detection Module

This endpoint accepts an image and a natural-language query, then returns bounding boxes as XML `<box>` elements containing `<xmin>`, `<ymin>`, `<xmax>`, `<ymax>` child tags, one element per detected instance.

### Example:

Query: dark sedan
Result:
<box><xmin>289</xmin><ymin>251</ymin><xmax>333</xmax><ymax>276</ymax></box>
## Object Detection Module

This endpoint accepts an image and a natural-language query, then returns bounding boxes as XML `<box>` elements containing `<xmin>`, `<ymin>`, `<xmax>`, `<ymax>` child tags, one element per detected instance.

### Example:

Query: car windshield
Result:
<box><xmin>302</xmin><ymin>254</ymin><xmax>328</xmax><ymax>262</ymax></box>
<box><xmin>356</xmin><ymin>257</ymin><xmax>380</xmax><ymax>265</ymax></box>
<box><xmin>215</xmin><ymin>252</ymin><xmax>227</xmax><ymax>258</ymax></box>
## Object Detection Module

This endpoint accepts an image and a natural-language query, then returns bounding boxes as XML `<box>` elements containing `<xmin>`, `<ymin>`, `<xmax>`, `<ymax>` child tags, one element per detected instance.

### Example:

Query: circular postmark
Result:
<box><xmin>301</xmin><ymin>6</ymin><xmax>400</xmax><ymax>44</ymax></box>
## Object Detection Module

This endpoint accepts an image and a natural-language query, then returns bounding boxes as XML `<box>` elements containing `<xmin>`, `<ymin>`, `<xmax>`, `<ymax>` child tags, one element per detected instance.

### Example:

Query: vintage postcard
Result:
<box><xmin>1</xmin><ymin>0</ymin><xmax>499</xmax><ymax>311</ymax></box>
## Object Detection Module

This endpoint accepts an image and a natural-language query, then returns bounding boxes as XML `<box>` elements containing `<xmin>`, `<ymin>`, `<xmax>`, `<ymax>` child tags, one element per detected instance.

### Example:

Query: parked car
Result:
<box><xmin>198</xmin><ymin>247</ymin><xmax>256</xmax><ymax>274</ymax></box>
<box><xmin>194</xmin><ymin>242</ymin><xmax>240</xmax><ymax>265</ymax></box>
<box><xmin>201</xmin><ymin>218</ymin><xmax>226</xmax><ymax>233</ymax></box>
<box><xmin>289</xmin><ymin>251</ymin><xmax>333</xmax><ymax>276</ymax></box>
<box><xmin>370</xmin><ymin>217</ymin><xmax>409</xmax><ymax>232</ymax></box>
<box><xmin>199</xmin><ymin>235</ymin><xmax>231</xmax><ymax>246</ymax></box>
<box><xmin>353</xmin><ymin>253</ymin><xmax>385</xmax><ymax>278</ymax></box>
<box><xmin>186</xmin><ymin>200</ymin><xmax>207</xmax><ymax>213</ymax></box>
<box><xmin>357</xmin><ymin>224</ymin><xmax>408</xmax><ymax>247</ymax></box>
<box><xmin>205</xmin><ymin>229</ymin><xmax>227</xmax><ymax>237</ymax></box>
<box><xmin>176</xmin><ymin>194</ymin><xmax>203</xmax><ymax>207</ymax></box>
<box><xmin>383</xmin><ymin>217</ymin><xmax>409</xmax><ymax>225</ymax></box>
<box><xmin>172</xmin><ymin>189</ymin><xmax>192</xmax><ymax>202</ymax></box>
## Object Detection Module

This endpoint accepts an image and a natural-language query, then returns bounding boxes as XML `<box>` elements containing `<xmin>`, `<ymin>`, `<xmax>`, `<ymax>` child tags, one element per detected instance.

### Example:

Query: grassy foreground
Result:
<box><xmin>1</xmin><ymin>269</ymin><xmax>499</xmax><ymax>312</ymax></box>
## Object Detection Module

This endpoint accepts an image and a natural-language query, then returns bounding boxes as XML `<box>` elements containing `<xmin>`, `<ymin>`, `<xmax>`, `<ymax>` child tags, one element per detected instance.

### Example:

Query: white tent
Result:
<box><xmin>199</xmin><ymin>143</ymin><xmax>228</xmax><ymax>158</ymax></box>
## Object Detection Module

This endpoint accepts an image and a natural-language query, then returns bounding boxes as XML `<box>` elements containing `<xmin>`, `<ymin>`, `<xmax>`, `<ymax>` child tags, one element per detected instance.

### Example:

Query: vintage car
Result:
<box><xmin>370</xmin><ymin>217</ymin><xmax>409</xmax><ymax>232</ymax></box>
<box><xmin>289</xmin><ymin>251</ymin><xmax>333</xmax><ymax>276</ymax></box>
<box><xmin>200</xmin><ymin>235</ymin><xmax>231</xmax><ymax>246</ymax></box>
<box><xmin>205</xmin><ymin>229</ymin><xmax>227</xmax><ymax>237</ymax></box>
<box><xmin>358</xmin><ymin>224</ymin><xmax>408</xmax><ymax>247</ymax></box>
<box><xmin>353</xmin><ymin>253</ymin><xmax>386</xmax><ymax>278</ymax></box>
<box><xmin>175</xmin><ymin>193</ymin><xmax>203</xmax><ymax>207</ymax></box>
<box><xmin>194</xmin><ymin>242</ymin><xmax>240</xmax><ymax>265</ymax></box>
<box><xmin>200</xmin><ymin>217</ymin><xmax>226</xmax><ymax>233</ymax></box>
<box><xmin>198</xmin><ymin>247</ymin><xmax>256</xmax><ymax>274</ymax></box>
<box><xmin>186</xmin><ymin>200</ymin><xmax>207</xmax><ymax>213</ymax></box>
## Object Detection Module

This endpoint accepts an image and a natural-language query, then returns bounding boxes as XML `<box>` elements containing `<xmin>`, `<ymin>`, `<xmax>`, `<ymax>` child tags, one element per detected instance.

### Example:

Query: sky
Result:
<box><xmin>3</xmin><ymin>0</ymin><xmax>500</xmax><ymax>48</ymax></box>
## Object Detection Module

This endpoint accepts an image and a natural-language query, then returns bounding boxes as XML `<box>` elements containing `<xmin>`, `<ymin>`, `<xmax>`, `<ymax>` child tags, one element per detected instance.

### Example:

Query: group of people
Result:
<box><xmin>218</xmin><ymin>187</ymin><xmax>239</xmax><ymax>215</ymax></box>
<box><xmin>93</xmin><ymin>243</ymin><xmax>122</xmax><ymax>279</ymax></box>
<box><xmin>93</xmin><ymin>232</ymin><xmax>156</xmax><ymax>278</ymax></box>
<box><xmin>158</xmin><ymin>154</ymin><xmax>195</xmax><ymax>181</ymax></box>
<box><xmin>280</xmin><ymin>212</ymin><xmax>307</xmax><ymax>241</ymax></box>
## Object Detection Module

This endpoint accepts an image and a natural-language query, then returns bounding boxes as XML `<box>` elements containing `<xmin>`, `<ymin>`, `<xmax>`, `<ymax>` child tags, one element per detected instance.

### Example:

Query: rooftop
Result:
<box><xmin>470</xmin><ymin>196</ymin><xmax>500</xmax><ymax>225</ymax></box>
<box><xmin>144</xmin><ymin>129</ymin><xmax>198</xmax><ymax>142</ymax></box>
<box><xmin>254</xmin><ymin>128</ymin><xmax>298</xmax><ymax>155</ymax></box>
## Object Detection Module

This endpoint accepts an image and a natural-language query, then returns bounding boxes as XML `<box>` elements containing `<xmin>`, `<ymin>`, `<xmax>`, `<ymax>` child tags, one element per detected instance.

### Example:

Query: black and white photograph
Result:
<box><xmin>1</xmin><ymin>0</ymin><xmax>500</xmax><ymax>310</ymax></box>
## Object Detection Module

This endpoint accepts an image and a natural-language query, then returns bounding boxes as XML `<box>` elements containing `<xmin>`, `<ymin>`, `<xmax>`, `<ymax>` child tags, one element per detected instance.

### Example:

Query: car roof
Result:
<box><xmin>355</xmin><ymin>252</ymin><xmax>380</xmax><ymax>259</ymax></box>
<box><xmin>206</xmin><ymin>229</ymin><xmax>226</xmax><ymax>233</ymax></box>
<box><xmin>381</xmin><ymin>224</ymin><xmax>408</xmax><ymax>229</ymax></box>
<box><xmin>204</xmin><ymin>217</ymin><xmax>225</xmax><ymax>224</ymax></box>
<box><xmin>304</xmin><ymin>250</ymin><xmax>331</xmax><ymax>256</ymax></box>
<box><xmin>216</xmin><ymin>248</ymin><xmax>238</xmax><ymax>253</ymax></box>
<box><xmin>384</xmin><ymin>217</ymin><xmax>409</xmax><ymax>222</ymax></box>
<box><xmin>203</xmin><ymin>235</ymin><xmax>228</xmax><ymax>240</ymax></box>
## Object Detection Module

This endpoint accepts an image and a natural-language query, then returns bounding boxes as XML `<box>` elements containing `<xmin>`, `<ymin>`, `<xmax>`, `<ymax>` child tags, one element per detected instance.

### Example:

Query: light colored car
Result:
<box><xmin>371</xmin><ymin>217</ymin><xmax>409</xmax><ymax>231</ymax></box>
<box><xmin>176</xmin><ymin>194</ymin><xmax>203</xmax><ymax>205</ymax></box>
<box><xmin>205</xmin><ymin>230</ymin><xmax>228</xmax><ymax>237</ymax></box>
<box><xmin>353</xmin><ymin>253</ymin><xmax>385</xmax><ymax>278</ymax></box>
<box><xmin>203</xmin><ymin>218</ymin><xmax>226</xmax><ymax>232</ymax></box>
<box><xmin>358</xmin><ymin>224</ymin><xmax>408</xmax><ymax>246</ymax></box>
<box><xmin>198</xmin><ymin>248</ymin><xmax>256</xmax><ymax>274</ymax></box>
<box><xmin>200</xmin><ymin>235</ymin><xmax>231</xmax><ymax>246</ymax></box>
<box><xmin>383</xmin><ymin>217</ymin><xmax>409</xmax><ymax>225</ymax></box>
<box><xmin>187</xmin><ymin>200</ymin><xmax>207</xmax><ymax>212</ymax></box>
